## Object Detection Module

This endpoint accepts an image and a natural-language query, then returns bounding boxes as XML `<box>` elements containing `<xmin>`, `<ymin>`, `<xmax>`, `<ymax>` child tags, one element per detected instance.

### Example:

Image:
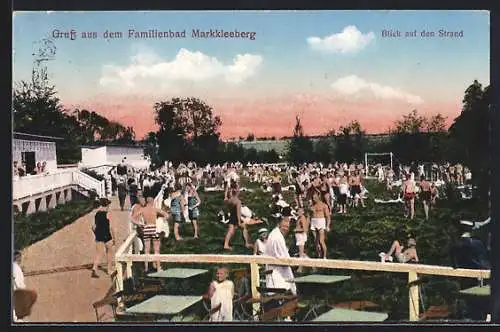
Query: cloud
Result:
<box><xmin>331</xmin><ymin>75</ymin><xmax>424</xmax><ymax>104</ymax></box>
<box><xmin>307</xmin><ymin>25</ymin><xmax>375</xmax><ymax>54</ymax></box>
<box><xmin>99</xmin><ymin>48</ymin><xmax>263</xmax><ymax>91</ymax></box>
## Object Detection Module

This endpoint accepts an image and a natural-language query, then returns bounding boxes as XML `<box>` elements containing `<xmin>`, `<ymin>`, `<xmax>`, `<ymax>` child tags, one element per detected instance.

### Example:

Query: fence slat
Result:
<box><xmin>116</xmin><ymin>253</ymin><xmax>490</xmax><ymax>279</ymax></box>
<box><xmin>408</xmin><ymin>271</ymin><xmax>420</xmax><ymax>321</ymax></box>
<box><xmin>115</xmin><ymin>234</ymin><xmax>491</xmax><ymax>322</ymax></box>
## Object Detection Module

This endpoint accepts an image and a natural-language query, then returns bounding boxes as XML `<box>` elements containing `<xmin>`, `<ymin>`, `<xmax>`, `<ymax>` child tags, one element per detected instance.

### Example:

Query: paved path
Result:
<box><xmin>21</xmin><ymin>196</ymin><xmax>132</xmax><ymax>322</ymax></box>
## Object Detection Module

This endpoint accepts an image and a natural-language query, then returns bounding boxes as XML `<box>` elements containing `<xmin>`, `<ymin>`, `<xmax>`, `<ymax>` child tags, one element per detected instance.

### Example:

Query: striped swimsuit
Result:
<box><xmin>142</xmin><ymin>224</ymin><xmax>160</xmax><ymax>240</ymax></box>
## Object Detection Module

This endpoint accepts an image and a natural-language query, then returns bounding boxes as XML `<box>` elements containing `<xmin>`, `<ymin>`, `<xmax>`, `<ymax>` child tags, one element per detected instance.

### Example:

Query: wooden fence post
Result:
<box><xmin>250</xmin><ymin>262</ymin><xmax>261</xmax><ymax>318</ymax></box>
<box><xmin>408</xmin><ymin>271</ymin><xmax>420</xmax><ymax>321</ymax></box>
<box><xmin>126</xmin><ymin>261</ymin><xmax>133</xmax><ymax>279</ymax></box>
<box><xmin>126</xmin><ymin>242</ymin><xmax>133</xmax><ymax>278</ymax></box>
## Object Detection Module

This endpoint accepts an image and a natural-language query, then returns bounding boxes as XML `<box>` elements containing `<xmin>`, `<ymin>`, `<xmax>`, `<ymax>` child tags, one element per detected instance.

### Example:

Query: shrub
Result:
<box><xmin>13</xmin><ymin>198</ymin><xmax>96</xmax><ymax>250</ymax></box>
<box><xmin>80</xmin><ymin>168</ymin><xmax>105</xmax><ymax>181</ymax></box>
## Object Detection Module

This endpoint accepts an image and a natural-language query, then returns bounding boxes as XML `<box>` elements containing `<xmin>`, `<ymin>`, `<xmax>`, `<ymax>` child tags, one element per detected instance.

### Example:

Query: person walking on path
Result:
<box><xmin>91</xmin><ymin>198</ymin><xmax>117</xmax><ymax>278</ymax></box>
<box><xmin>128</xmin><ymin>178</ymin><xmax>139</xmax><ymax>208</ymax></box>
<box><xmin>117</xmin><ymin>176</ymin><xmax>128</xmax><ymax>211</ymax></box>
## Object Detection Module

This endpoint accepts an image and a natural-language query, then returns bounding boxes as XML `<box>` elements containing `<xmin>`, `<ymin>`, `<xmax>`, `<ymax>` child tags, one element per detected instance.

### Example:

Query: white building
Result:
<box><xmin>80</xmin><ymin>144</ymin><xmax>150</xmax><ymax>170</ymax></box>
<box><xmin>13</xmin><ymin>132</ymin><xmax>60</xmax><ymax>173</ymax></box>
<box><xmin>12</xmin><ymin>133</ymin><xmax>106</xmax><ymax>215</ymax></box>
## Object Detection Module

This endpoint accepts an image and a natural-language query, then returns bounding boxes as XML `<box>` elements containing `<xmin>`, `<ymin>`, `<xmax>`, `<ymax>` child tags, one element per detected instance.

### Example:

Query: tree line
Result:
<box><xmin>286</xmin><ymin>79</ymin><xmax>490</xmax><ymax>195</ymax></box>
<box><xmin>13</xmin><ymin>39</ymin><xmax>136</xmax><ymax>164</ymax></box>
<box><xmin>14</xmin><ymin>39</ymin><xmax>490</xmax><ymax>193</ymax></box>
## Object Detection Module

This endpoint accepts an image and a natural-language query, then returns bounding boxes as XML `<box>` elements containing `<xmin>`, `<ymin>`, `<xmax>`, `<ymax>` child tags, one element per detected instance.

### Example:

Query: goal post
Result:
<box><xmin>365</xmin><ymin>152</ymin><xmax>393</xmax><ymax>176</ymax></box>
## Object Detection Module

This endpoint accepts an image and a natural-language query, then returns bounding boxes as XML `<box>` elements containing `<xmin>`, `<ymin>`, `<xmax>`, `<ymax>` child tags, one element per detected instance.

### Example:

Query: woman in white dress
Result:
<box><xmin>253</xmin><ymin>228</ymin><xmax>268</xmax><ymax>255</ymax></box>
<box><xmin>207</xmin><ymin>266</ymin><xmax>234</xmax><ymax>322</ymax></box>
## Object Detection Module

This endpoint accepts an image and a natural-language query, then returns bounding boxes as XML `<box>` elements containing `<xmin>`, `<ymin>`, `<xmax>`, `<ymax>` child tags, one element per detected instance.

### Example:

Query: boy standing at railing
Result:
<box><xmin>295</xmin><ymin>207</ymin><xmax>309</xmax><ymax>273</ymax></box>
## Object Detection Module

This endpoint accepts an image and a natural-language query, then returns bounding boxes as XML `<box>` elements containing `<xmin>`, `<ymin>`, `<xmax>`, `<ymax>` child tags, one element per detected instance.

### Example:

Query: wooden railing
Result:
<box><xmin>115</xmin><ymin>231</ymin><xmax>490</xmax><ymax>322</ymax></box>
<box><xmin>13</xmin><ymin>169</ymin><xmax>75</xmax><ymax>200</ymax></box>
<box><xmin>72</xmin><ymin>170</ymin><xmax>106</xmax><ymax>198</ymax></box>
<box><xmin>12</xmin><ymin>168</ymin><xmax>106</xmax><ymax>200</ymax></box>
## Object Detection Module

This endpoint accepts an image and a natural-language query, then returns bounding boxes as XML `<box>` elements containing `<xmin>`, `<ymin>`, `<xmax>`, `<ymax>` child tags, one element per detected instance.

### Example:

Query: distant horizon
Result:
<box><xmin>13</xmin><ymin>10</ymin><xmax>489</xmax><ymax>139</ymax></box>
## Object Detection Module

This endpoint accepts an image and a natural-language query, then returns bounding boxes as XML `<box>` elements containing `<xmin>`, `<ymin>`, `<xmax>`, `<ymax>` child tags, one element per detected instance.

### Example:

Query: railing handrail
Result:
<box><xmin>113</xmin><ymin>232</ymin><xmax>491</xmax><ymax>321</ymax></box>
<box><xmin>79</xmin><ymin>164</ymin><xmax>116</xmax><ymax>170</ymax></box>
<box><xmin>12</xmin><ymin>168</ymin><xmax>74</xmax><ymax>181</ymax></box>
<box><xmin>73</xmin><ymin>170</ymin><xmax>106</xmax><ymax>197</ymax></box>
<box><xmin>12</xmin><ymin>171</ymin><xmax>75</xmax><ymax>200</ymax></box>
<box><xmin>13</xmin><ymin>169</ymin><xmax>106</xmax><ymax>200</ymax></box>
<box><xmin>74</xmin><ymin>169</ymin><xmax>103</xmax><ymax>183</ymax></box>
<box><xmin>116</xmin><ymin>231</ymin><xmax>137</xmax><ymax>259</ymax></box>
<box><xmin>116</xmin><ymin>253</ymin><xmax>490</xmax><ymax>279</ymax></box>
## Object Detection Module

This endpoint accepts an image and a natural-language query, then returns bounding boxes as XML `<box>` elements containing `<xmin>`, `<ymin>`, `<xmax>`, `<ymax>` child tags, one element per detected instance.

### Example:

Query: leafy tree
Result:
<box><xmin>334</xmin><ymin>120</ymin><xmax>367</xmax><ymax>162</ymax></box>
<box><xmin>12</xmin><ymin>38</ymin><xmax>82</xmax><ymax>163</ymax></box>
<box><xmin>448</xmin><ymin>80</ymin><xmax>490</xmax><ymax>196</ymax></box>
<box><xmin>390</xmin><ymin>110</ymin><xmax>433</xmax><ymax>163</ymax></box>
<box><xmin>13</xmin><ymin>39</ymin><xmax>65</xmax><ymax>137</ymax></box>
<box><xmin>244</xmin><ymin>148</ymin><xmax>259</xmax><ymax>162</ymax></box>
<box><xmin>314</xmin><ymin>129</ymin><xmax>335</xmax><ymax>163</ymax></box>
<box><xmin>260</xmin><ymin>149</ymin><xmax>280</xmax><ymax>163</ymax></box>
<box><xmin>286</xmin><ymin>115</ymin><xmax>314</xmax><ymax>165</ymax></box>
<box><xmin>246</xmin><ymin>133</ymin><xmax>255</xmax><ymax>141</ymax></box>
<box><xmin>153</xmin><ymin>97</ymin><xmax>222</xmax><ymax>164</ymax></box>
<box><xmin>143</xmin><ymin>131</ymin><xmax>161</xmax><ymax>167</ymax></box>
<box><xmin>424</xmin><ymin>114</ymin><xmax>448</xmax><ymax>162</ymax></box>
<box><xmin>13</xmin><ymin>38</ymin><xmax>136</xmax><ymax>163</ymax></box>
<box><xmin>394</xmin><ymin>109</ymin><xmax>427</xmax><ymax>133</ymax></box>
<box><xmin>426</xmin><ymin>114</ymin><xmax>447</xmax><ymax>133</ymax></box>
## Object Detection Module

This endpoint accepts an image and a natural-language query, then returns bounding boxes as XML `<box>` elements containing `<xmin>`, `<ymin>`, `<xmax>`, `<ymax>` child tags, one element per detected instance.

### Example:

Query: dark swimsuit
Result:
<box><xmin>421</xmin><ymin>191</ymin><xmax>431</xmax><ymax>201</ymax></box>
<box><xmin>229</xmin><ymin>202</ymin><xmax>239</xmax><ymax>226</ymax></box>
<box><xmin>320</xmin><ymin>185</ymin><xmax>330</xmax><ymax>205</ymax></box>
<box><xmin>94</xmin><ymin>211</ymin><xmax>112</xmax><ymax>243</ymax></box>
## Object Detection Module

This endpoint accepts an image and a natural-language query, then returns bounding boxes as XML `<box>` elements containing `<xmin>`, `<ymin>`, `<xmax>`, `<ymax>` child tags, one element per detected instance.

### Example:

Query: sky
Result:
<box><xmin>12</xmin><ymin>10</ymin><xmax>490</xmax><ymax>139</ymax></box>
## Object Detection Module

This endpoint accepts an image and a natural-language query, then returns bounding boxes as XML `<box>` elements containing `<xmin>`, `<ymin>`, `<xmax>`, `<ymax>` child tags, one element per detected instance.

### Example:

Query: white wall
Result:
<box><xmin>12</xmin><ymin>139</ymin><xmax>58</xmax><ymax>171</ymax></box>
<box><xmin>106</xmin><ymin>146</ymin><xmax>145</xmax><ymax>164</ymax></box>
<box><xmin>81</xmin><ymin>147</ymin><xmax>107</xmax><ymax>167</ymax></box>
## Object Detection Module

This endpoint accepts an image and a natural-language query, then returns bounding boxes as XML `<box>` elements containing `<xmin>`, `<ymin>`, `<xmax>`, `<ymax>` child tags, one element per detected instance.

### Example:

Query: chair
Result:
<box><xmin>13</xmin><ymin>289</ymin><xmax>38</xmax><ymax>320</ymax></box>
<box><xmin>254</xmin><ymin>287</ymin><xmax>298</xmax><ymax>321</ymax></box>
<box><xmin>232</xmin><ymin>269</ymin><xmax>254</xmax><ymax>321</ymax></box>
<box><xmin>92</xmin><ymin>273</ymin><xmax>122</xmax><ymax>322</ymax></box>
<box><xmin>202</xmin><ymin>294</ymin><xmax>222</xmax><ymax>321</ymax></box>
<box><xmin>92</xmin><ymin>285</ymin><xmax>119</xmax><ymax>322</ymax></box>
<box><xmin>260</xmin><ymin>296</ymin><xmax>299</xmax><ymax>321</ymax></box>
<box><xmin>92</xmin><ymin>274</ymin><xmax>168</xmax><ymax>322</ymax></box>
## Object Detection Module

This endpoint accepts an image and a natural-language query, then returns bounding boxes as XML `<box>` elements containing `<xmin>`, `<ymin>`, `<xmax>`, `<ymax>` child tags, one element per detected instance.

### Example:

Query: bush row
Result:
<box><xmin>14</xmin><ymin>198</ymin><xmax>97</xmax><ymax>250</ymax></box>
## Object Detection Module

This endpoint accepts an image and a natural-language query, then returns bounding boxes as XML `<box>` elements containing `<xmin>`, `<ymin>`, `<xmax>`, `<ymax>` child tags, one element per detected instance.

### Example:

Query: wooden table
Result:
<box><xmin>147</xmin><ymin>268</ymin><xmax>209</xmax><ymax>279</ymax></box>
<box><xmin>458</xmin><ymin>285</ymin><xmax>491</xmax><ymax>320</ymax></box>
<box><xmin>125</xmin><ymin>295</ymin><xmax>202</xmax><ymax>321</ymax></box>
<box><xmin>313</xmin><ymin>308</ymin><xmax>388</xmax><ymax>322</ymax></box>
<box><xmin>293</xmin><ymin>274</ymin><xmax>351</xmax><ymax>321</ymax></box>
<box><xmin>459</xmin><ymin>285</ymin><xmax>490</xmax><ymax>297</ymax></box>
<box><xmin>147</xmin><ymin>268</ymin><xmax>209</xmax><ymax>294</ymax></box>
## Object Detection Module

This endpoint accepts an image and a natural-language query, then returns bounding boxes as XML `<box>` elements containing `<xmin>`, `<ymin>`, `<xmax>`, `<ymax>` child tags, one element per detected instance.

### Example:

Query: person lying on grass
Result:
<box><xmin>380</xmin><ymin>237</ymin><xmax>419</xmax><ymax>264</ymax></box>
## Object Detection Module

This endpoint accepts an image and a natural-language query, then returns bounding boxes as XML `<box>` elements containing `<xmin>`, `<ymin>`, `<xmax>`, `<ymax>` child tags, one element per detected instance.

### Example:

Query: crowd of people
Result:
<box><xmin>82</xmin><ymin>157</ymin><xmax>490</xmax><ymax>321</ymax></box>
<box><xmin>12</xmin><ymin>160</ymin><xmax>48</xmax><ymax>178</ymax></box>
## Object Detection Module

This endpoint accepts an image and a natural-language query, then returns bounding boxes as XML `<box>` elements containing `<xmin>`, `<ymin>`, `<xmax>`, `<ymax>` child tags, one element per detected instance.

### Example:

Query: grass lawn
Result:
<box><xmin>148</xmin><ymin>176</ymin><xmax>489</xmax><ymax>320</ymax></box>
<box><xmin>14</xmin><ymin>197</ymin><xmax>97</xmax><ymax>250</ymax></box>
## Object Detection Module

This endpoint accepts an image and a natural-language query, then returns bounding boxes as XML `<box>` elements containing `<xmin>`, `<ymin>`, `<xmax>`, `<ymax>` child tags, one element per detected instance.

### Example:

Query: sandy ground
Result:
<box><xmin>20</xmin><ymin>196</ymin><xmax>132</xmax><ymax>322</ymax></box>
